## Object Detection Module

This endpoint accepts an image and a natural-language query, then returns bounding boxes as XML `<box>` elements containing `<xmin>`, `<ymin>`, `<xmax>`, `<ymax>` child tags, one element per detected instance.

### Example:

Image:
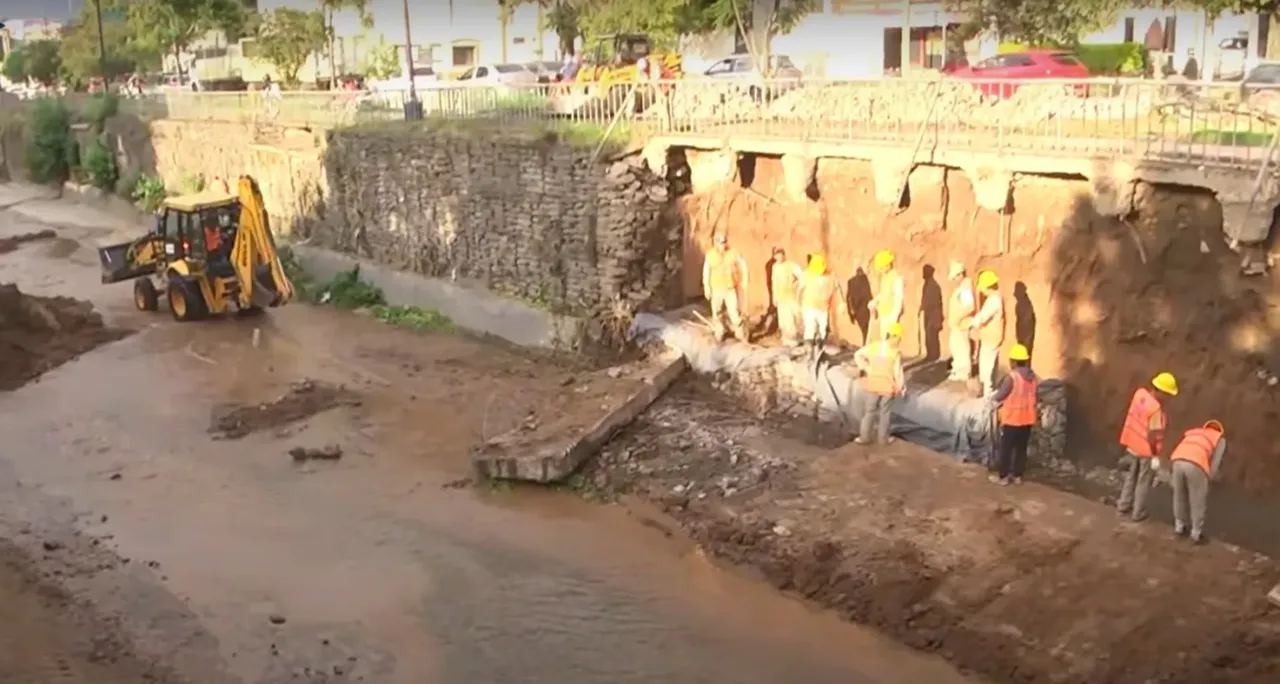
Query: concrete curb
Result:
<box><xmin>472</xmin><ymin>353</ymin><xmax>689</xmax><ymax>482</ymax></box>
<box><xmin>289</xmin><ymin>244</ymin><xmax>584</xmax><ymax>350</ymax></box>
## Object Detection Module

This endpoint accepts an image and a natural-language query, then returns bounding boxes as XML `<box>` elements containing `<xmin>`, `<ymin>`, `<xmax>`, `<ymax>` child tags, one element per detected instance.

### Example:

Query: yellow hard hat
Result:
<box><xmin>1203</xmin><ymin>419</ymin><xmax>1224</xmax><ymax>434</ymax></box>
<box><xmin>873</xmin><ymin>250</ymin><xmax>894</xmax><ymax>271</ymax></box>
<box><xmin>1008</xmin><ymin>344</ymin><xmax>1030</xmax><ymax>361</ymax></box>
<box><xmin>1151</xmin><ymin>372</ymin><xmax>1178</xmax><ymax>396</ymax></box>
<box><xmin>886</xmin><ymin>322</ymin><xmax>904</xmax><ymax>337</ymax></box>
<box><xmin>808</xmin><ymin>255</ymin><xmax>827</xmax><ymax>275</ymax></box>
<box><xmin>977</xmin><ymin>270</ymin><xmax>999</xmax><ymax>289</ymax></box>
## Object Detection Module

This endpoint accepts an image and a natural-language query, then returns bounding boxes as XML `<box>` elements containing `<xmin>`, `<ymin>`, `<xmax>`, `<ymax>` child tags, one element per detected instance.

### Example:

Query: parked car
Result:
<box><xmin>454</xmin><ymin>63</ymin><xmax>538</xmax><ymax>88</ymax></box>
<box><xmin>1215</xmin><ymin>35</ymin><xmax>1255</xmax><ymax>81</ymax></box>
<box><xmin>369</xmin><ymin>66</ymin><xmax>439</xmax><ymax>94</ymax></box>
<box><xmin>948</xmin><ymin>50</ymin><xmax>1090</xmax><ymax>97</ymax></box>
<box><xmin>703</xmin><ymin>54</ymin><xmax>802</xmax><ymax>81</ymax></box>
<box><xmin>1240</xmin><ymin>60</ymin><xmax>1280</xmax><ymax>113</ymax></box>
<box><xmin>524</xmin><ymin>60</ymin><xmax>564</xmax><ymax>84</ymax></box>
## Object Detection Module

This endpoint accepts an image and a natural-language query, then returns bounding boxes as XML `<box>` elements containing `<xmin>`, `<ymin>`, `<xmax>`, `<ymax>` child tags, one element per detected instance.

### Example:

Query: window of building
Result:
<box><xmin>452</xmin><ymin>42</ymin><xmax>478</xmax><ymax>68</ymax></box>
<box><xmin>1124</xmin><ymin>17</ymin><xmax>1135</xmax><ymax>43</ymax></box>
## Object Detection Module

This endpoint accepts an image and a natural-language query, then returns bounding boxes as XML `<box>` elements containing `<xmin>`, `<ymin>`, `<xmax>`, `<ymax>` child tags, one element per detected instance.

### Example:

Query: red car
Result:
<box><xmin>948</xmin><ymin>50</ymin><xmax>1090</xmax><ymax>98</ymax></box>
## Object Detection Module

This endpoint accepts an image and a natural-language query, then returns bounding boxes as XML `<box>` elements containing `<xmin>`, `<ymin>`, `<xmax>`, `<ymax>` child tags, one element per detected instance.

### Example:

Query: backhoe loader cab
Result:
<box><xmin>99</xmin><ymin>176</ymin><xmax>295</xmax><ymax>322</ymax></box>
<box><xmin>590</xmin><ymin>33</ymin><xmax>652</xmax><ymax>66</ymax></box>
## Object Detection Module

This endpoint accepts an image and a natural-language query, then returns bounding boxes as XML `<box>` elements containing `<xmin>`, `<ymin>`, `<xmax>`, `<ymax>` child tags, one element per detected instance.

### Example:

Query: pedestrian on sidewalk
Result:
<box><xmin>989</xmin><ymin>344</ymin><xmax>1038</xmax><ymax>486</ymax></box>
<box><xmin>854</xmin><ymin>322</ymin><xmax>904</xmax><ymax>446</ymax></box>
<box><xmin>1116</xmin><ymin>372</ymin><xmax>1177</xmax><ymax>522</ymax></box>
<box><xmin>947</xmin><ymin>260</ymin><xmax>976</xmax><ymax>382</ymax></box>
<box><xmin>1168</xmin><ymin>419</ymin><xmax>1227</xmax><ymax>545</ymax></box>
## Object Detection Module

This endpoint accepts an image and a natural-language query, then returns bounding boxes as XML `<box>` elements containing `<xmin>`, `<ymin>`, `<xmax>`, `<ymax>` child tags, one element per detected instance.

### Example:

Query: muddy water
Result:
<box><xmin>0</xmin><ymin>199</ymin><xmax>975</xmax><ymax>683</ymax></box>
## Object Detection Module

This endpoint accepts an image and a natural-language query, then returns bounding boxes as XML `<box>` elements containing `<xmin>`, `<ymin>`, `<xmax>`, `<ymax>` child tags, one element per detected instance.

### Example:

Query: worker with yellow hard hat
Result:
<box><xmin>988</xmin><ymin>344</ymin><xmax>1039</xmax><ymax>485</ymax></box>
<box><xmin>853</xmin><ymin>321</ymin><xmax>905</xmax><ymax>446</ymax></box>
<box><xmin>1116</xmin><ymin>371</ymin><xmax>1178</xmax><ymax>522</ymax></box>
<box><xmin>769</xmin><ymin>246</ymin><xmax>804</xmax><ymax>346</ymax></box>
<box><xmin>867</xmin><ymin>250</ymin><xmax>905</xmax><ymax>342</ymax></box>
<box><xmin>968</xmin><ymin>269</ymin><xmax>1005</xmax><ymax>396</ymax></box>
<box><xmin>946</xmin><ymin>260</ymin><xmax>977</xmax><ymax>382</ymax></box>
<box><xmin>796</xmin><ymin>254</ymin><xmax>843</xmax><ymax>357</ymax></box>
<box><xmin>702</xmin><ymin>233</ymin><xmax>749</xmax><ymax>342</ymax></box>
<box><xmin>1167</xmin><ymin>419</ymin><xmax>1226</xmax><ymax>545</ymax></box>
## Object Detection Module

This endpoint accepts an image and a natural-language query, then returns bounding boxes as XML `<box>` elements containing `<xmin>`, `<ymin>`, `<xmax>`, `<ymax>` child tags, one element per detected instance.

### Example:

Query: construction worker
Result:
<box><xmin>1168</xmin><ymin>419</ymin><xmax>1227</xmax><ymax>545</ymax></box>
<box><xmin>990</xmin><ymin>344</ymin><xmax>1038</xmax><ymax>486</ymax></box>
<box><xmin>797</xmin><ymin>254</ymin><xmax>840</xmax><ymax>356</ymax></box>
<box><xmin>1116</xmin><ymin>372</ymin><xmax>1178</xmax><ymax>522</ymax></box>
<box><xmin>868</xmin><ymin>250</ymin><xmax>904</xmax><ymax>341</ymax></box>
<box><xmin>969</xmin><ymin>270</ymin><xmax>1004</xmax><ymax>396</ymax></box>
<box><xmin>853</xmin><ymin>322</ymin><xmax>905</xmax><ymax>446</ymax></box>
<box><xmin>947</xmin><ymin>260</ymin><xmax>976</xmax><ymax>382</ymax></box>
<box><xmin>702</xmin><ymin>234</ymin><xmax>748</xmax><ymax>342</ymax></box>
<box><xmin>770</xmin><ymin>247</ymin><xmax>803</xmax><ymax>346</ymax></box>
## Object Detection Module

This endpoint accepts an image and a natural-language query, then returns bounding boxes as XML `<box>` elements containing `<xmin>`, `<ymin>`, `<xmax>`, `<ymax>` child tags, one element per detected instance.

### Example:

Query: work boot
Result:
<box><xmin>988</xmin><ymin>474</ymin><xmax>1010</xmax><ymax>486</ymax></box>
<box><xmin>1174</xmin><ymin>523</ymin><xmax>1188</xmax><ymax>538</ymax></box>
<box><xmin>1191</xmin><ymin>532</ymin><xmax>1209</xmax><ymax>546</ymax></box>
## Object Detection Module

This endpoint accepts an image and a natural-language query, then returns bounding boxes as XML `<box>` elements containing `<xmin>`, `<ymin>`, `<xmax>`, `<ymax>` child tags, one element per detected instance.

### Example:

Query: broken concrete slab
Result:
<box><xmin>472</xmin><ymin>353</ymin><xmax>689</xmax><ymax>483</ymax></box>
<box><xmin>1269</xmin><ymin>583</ymin><xmax>1280</xmax><ymax>609</ymax></box>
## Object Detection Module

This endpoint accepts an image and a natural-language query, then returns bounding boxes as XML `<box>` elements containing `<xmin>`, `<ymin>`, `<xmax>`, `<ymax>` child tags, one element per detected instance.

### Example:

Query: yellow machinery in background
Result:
<box><xmin>575</xmin><ymin>33</ymin><xmax>683</xmax><ymax>93</ymax></box>
<box><xmin>99</xmin><ymin>175</ymin><xmax>295</xmax><ymax>321</ymax></box>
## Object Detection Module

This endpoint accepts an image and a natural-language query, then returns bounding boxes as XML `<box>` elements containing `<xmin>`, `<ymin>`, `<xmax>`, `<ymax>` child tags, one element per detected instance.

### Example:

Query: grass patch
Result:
<box><xmin>1188</xmin><ymin>129</ymin><xmax>1274</xmax><ymax>146</ymax></box>
<box><xmin>277</xmin><ymin>248</ymin><xmax>455</xmax><ymax>332</ymax></box>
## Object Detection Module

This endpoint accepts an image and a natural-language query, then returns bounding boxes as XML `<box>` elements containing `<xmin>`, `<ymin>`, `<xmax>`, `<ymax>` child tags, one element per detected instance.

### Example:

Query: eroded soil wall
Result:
<box><xmin>678</xmin><ymin>154</ymin><xmax>1280</xmax><ymax>493</ymax></box>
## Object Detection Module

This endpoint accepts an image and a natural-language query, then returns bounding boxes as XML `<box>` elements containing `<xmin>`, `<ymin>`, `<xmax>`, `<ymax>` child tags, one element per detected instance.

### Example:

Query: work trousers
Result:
<box><xmin>859</xmin><ymin>393</ymin><xmax>894</xmax><ymax>445</ymax></box>
<box><xmin>977</xmin><ymin>343</ymin><xmax>1000</xmax><ymax>395</ymax></box>
<box><xmin>873</xmin><ymin>313</ymin><xmax>900</xmax><ymax>341</ymax></box>
<box><xmin>802</xmin><ymin>308</ymin><xmax>829</xmax><ymax>345</ymax></box>
<box><xmin>1117</xmin><ymin>450</ymin><xmax>1156</xmax><ymax>520</ymax></box>
<box><xmin>776</xmin><ymin>300</ymin><xmax>801</xmax><ymax>345</ymax></box>
<box><xmin>1171</xmin><ymin>460</ymin><xmax>1210</xmax><ymax>538</ymax></box>
<box><xmin>949</xmin><ymin>328</ymin><xmax>972</xmax><ymax>380</ymax></box>
<box><xmin>997</xmin><ymin>424</ymin><xmax>1033</xmax><ymax>479</ymax></box>
<box><xmin>709</xmin><ymin>288</ymin><xmax>746</xmax><ymax>340</ymax></box>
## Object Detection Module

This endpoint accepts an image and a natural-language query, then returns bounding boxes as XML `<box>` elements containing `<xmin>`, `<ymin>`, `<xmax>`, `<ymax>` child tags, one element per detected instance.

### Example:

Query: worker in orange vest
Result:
<box><xmin>989</xmin><ymin>344</ymin><xmax>1038</xmax><ymax>486</ymax></box>
<box><xmin>946</xmin><ymin>260</ymin><xmax>976</xmax><ymax>382</ymax></box>
<box><xmin>1169</xmin><ymin>420</ymin><xmax>1226</xmax><ymax>545</ymax></box>
<box><xmin>868</xmin><ymin>250</ymin><xmax>904</xmax><ymax>341</ymax></box>
<box><xmin>702</xmin><ymin>234</ymin><xmax>748</xmax><ymax>342</ymax></box>
<box><xmin>1116</xmin><ymin>372</ymin><xmax>1178</xmax><ymax>522</ymax></box>
<box><xmin>769</xmin><ymin>246</ymin><xmax>803</xmax><ymax>346</ymax></box>
<box><xmin>969</xmin><ymin>270</ymin><xmax>1005</xmax><ymax>396</ymax></box>
<box><xmin>853</xmin><ymin>322</ymin><xmax>905</xmax><ymax>446</ymax></box>
<box><xmin>796</xmin><ymin>254</ymin><xmax>842</xmax><ymax>356</ymax></box>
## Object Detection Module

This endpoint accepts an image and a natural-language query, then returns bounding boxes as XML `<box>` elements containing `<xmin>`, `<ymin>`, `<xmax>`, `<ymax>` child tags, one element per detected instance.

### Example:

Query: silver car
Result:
<box><xmin>704</xmin><ymin>54</ymin><xmax>802</xmax><ymax>81</ymax></box>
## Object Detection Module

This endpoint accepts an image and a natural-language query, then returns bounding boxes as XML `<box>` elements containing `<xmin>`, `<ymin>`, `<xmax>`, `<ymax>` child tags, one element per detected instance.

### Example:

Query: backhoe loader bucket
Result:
<box><xmin>98</xmin><ymin>239</ymin><xmax>160</xmax><ymax>284</ymax></box>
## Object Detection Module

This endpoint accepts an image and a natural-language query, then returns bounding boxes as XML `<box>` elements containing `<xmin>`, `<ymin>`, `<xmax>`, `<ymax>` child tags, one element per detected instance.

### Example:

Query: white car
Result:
<box><xmin>369</xmin><ymin>66</ymin><xmax>440</xmax><ymax>94</ymax></box>
<box><xmin>454</xmin><ymin>63</ymin><xmax>538</xmax><ymax>89</ymax></box>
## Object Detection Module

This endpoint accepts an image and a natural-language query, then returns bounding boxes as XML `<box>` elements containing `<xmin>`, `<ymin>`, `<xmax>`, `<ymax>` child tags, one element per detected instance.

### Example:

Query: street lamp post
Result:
<box><xmin>402</xmin><ymin>0</ymin><xmax>423</xmax><ymax>120</ymax></box>
<box><xmin>94</xmin><ymin>0</ymin><xmax>107</xmax><ymax>76</ymax></box>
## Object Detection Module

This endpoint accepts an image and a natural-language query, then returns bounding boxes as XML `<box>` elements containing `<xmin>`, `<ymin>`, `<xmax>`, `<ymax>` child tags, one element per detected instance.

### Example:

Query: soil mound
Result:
<box><xmin>209</xmin><ymin>380</ymin><xmax>361</xmax><ymax>440</ymax></box>
<box><xmin>0</xmin><ymin>283</ymin><xmax>129</xmax><ymax>391</ymax></box>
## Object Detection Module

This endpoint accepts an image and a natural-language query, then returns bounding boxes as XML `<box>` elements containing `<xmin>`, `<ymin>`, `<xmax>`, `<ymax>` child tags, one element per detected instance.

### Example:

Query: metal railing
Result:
<box><xmin>126</xmin><ymin>77</ymin><xmax>1280</xmax><ymax>167</ymax></box>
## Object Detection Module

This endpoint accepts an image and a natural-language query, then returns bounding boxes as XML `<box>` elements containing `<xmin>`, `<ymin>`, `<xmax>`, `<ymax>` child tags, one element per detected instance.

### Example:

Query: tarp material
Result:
<box><xmin>633</xmin><ymin>313</ymin><xmax>997</xmax><ymax>462</ymax></box>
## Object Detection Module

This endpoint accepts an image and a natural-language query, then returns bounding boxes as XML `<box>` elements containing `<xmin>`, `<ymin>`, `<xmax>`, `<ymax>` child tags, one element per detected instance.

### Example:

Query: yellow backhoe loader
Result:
<box><xmin>98</xmin><ymin>175</ymin><xmax>295</xmax><ymax>321</ymax></box>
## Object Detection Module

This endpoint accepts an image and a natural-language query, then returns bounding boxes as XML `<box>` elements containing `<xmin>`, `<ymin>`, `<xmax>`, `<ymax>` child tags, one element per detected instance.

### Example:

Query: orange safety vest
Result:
<box><xmin>1170</xmin><ymin>427</ymin><xmax>1221</xmax><ymax>477</ymax></box>
<box><xmin>1118</xmin><ymin>386</ymin><xmax>1165</xmax><ymax>457</ymax></box>
<box><xmin>801</xmin><ymin>272</ymin><xmax>836</xmax><ymax>312</ymax></box>
<box><xmin>772</xmin><ymin>262</ymin><xmax>799</xmax><ymax>304</ymax></box>
<box><xmin>705</xmin><ymin>248</ymin><xmax>742</xmax><ymax>291</ymax></box>
<box><xmin>876</xmin><ymin>270</ymin><xmax>903</xmax><ymax>320</ymax></box>
<box><xmin>978</xmin><ymin>292</ymin><xmax>1005</xmax><ymax>347</ymax></box>
<box><xmin>948</xmin><ymin>277</ymin><xmax>976</xmax><ymax>329</ymax></box>
<box><xmin>204</xmin><ymin>225</ymin><xmax>222</xmax><ymax>252</ymax></box>
<box><xmin>998</xmin><ymin>371</ymin><xmax>1039</xmax><ymax>427</ymax></box>
<box><xmin>862</xmin><ymin>342</ymin><xmax>902</xmax><ymax>397</ymax></box>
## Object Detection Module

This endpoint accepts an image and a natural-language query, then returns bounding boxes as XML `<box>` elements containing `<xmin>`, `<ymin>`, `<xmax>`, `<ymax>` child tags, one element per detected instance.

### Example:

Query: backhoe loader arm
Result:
<box><xmin>230</xmin><ymin>176</ymin><xmax>295</xmax><ymax>309</ymax></box>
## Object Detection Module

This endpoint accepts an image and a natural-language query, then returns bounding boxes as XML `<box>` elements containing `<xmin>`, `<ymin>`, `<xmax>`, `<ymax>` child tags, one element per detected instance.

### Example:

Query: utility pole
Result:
<box><xmin>402</xmin><ymin>0</ymin><xmax>422</xmax><ymax>119</ymax></box>
<box><xmin>94</xmin><ymin>0</ymin><xmax>107</xmax><ymax>76</ymax></box>
<box><xmin>900</xmin><ymin>0</ymin><xmax>911</xmax><ymax>75</ymax></box>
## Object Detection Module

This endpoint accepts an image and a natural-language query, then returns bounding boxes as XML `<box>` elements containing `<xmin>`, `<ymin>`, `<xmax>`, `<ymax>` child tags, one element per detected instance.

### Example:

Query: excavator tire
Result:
<box><xmin>133</xmin><ymin>278</ymin><xmax>159</xmax><ymax>312</ymax></box>
<box><xmin>167</xmin><ymin>277</ymin><xmax>208</xmax><ymax>322</ymax></box>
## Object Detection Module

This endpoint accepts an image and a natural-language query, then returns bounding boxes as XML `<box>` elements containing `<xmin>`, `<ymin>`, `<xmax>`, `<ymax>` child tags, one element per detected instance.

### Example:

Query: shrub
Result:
<box><xmin>23</xmin><ymin>97</ymin><xmax>75</xmax><ymax>184</ymax></box>
<box><xmin>131</xmin><ymin>174</ymin><xmax>167</xmax><ymax>212</ymax></box>
<box><xmin>83</xmin><ymin>135</ymin><xmax>118</xmax><ymax>191</ymax></box>
<box><xmin>81</xmin><ymin>92</ymin><xmax>120</xmax><ymax>133</ymax></box>
<box><xmin>1076</xmin><ymin>43</ymin><xmax>1148</xmax><ymax>76</ymax></box>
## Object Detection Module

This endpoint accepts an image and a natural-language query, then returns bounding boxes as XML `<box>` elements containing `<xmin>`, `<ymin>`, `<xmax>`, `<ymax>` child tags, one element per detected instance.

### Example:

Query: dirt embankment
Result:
<box><xmin>585</xmin><ymin>381</ymin><xmax>1280</xmax><ymax>684</ymax></box>
<box><xmin>0</xmin><ymin>283</ymin><xmax>130</xmax><ymax>391</ymax></box>
<box><xmin>675</xmin><ymin>155</ymin><xmax>1280</xmax><ymax>495</ymax></box>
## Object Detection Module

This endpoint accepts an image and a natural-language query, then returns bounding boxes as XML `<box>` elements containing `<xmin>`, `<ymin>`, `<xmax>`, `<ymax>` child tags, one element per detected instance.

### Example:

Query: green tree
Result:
<box><xmin>12</xmin><ymin>40</ymin><xmax>66</xmax><ymax>85</ymax></box>
<box><xmin>59</xmin><ymin>0</ymin><xmax>144</xmax><ymax>83</ymax></box>
<box><xmin>2</xmin><ymin>47</ymin><xmax>26</xmax><ymax>84</ymax></box>
<box><xmin>499</xmin><ymin>0</ymin><xmax>582</xmax><ymax>56</ymax></box>
<box><xmin>127</xmin><ymin>0</ymin><xmax>252</xmax><ymax>80</ymax></box>
<box><xmin>255</xmin><ymin>8</ymin><xmax>327</xmax><ymax>85</ymax></box>
<box><xmin>359</xmin><ymin>36</ymin><xmax>401</xmax><ymax>80</ymax></box>
<box><xmin>946</xmin><ymin>0</ymin><xmax>1117</xmax><ymax>47</ymax></box>
<box><xmin>318</xmin><ymin>0</ymin><xmax>373</xmax><ymax>86</ymax></box>
<box><xmin>683</xmin><ymin>0</ymin><xmax>819</xmax><ymax>74</ymax></box>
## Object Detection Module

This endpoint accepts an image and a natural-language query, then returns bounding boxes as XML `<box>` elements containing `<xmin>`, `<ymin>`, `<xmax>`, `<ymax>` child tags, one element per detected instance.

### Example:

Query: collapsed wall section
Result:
<box><xmin>314</xmin><ymin>128</ymin><xmax>681</xmax><ymax>313</ymax></box>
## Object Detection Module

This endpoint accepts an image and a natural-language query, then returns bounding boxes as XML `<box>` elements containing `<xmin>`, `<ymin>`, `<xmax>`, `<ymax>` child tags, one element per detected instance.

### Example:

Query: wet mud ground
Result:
<box><xmin>586</xmin><ymin>381</ymin><xmax>1280</xmax><ymax>684</ymax></box>
<box><xmin>0</xmin><ymin>185</ymin><xmax>977</xmax><ymax>683</ymax></box>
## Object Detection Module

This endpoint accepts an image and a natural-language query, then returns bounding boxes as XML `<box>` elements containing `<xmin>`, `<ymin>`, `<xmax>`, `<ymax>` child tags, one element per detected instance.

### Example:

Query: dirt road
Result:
<box><xmin>0</xmin><ymin>185</ymin><xmax>974</xmax><ymax>683</ymax></box>
<box><xmin>587</xmin><ymin>382</ymin><xmax>1280</xmax><ymax>684</ymax></box>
